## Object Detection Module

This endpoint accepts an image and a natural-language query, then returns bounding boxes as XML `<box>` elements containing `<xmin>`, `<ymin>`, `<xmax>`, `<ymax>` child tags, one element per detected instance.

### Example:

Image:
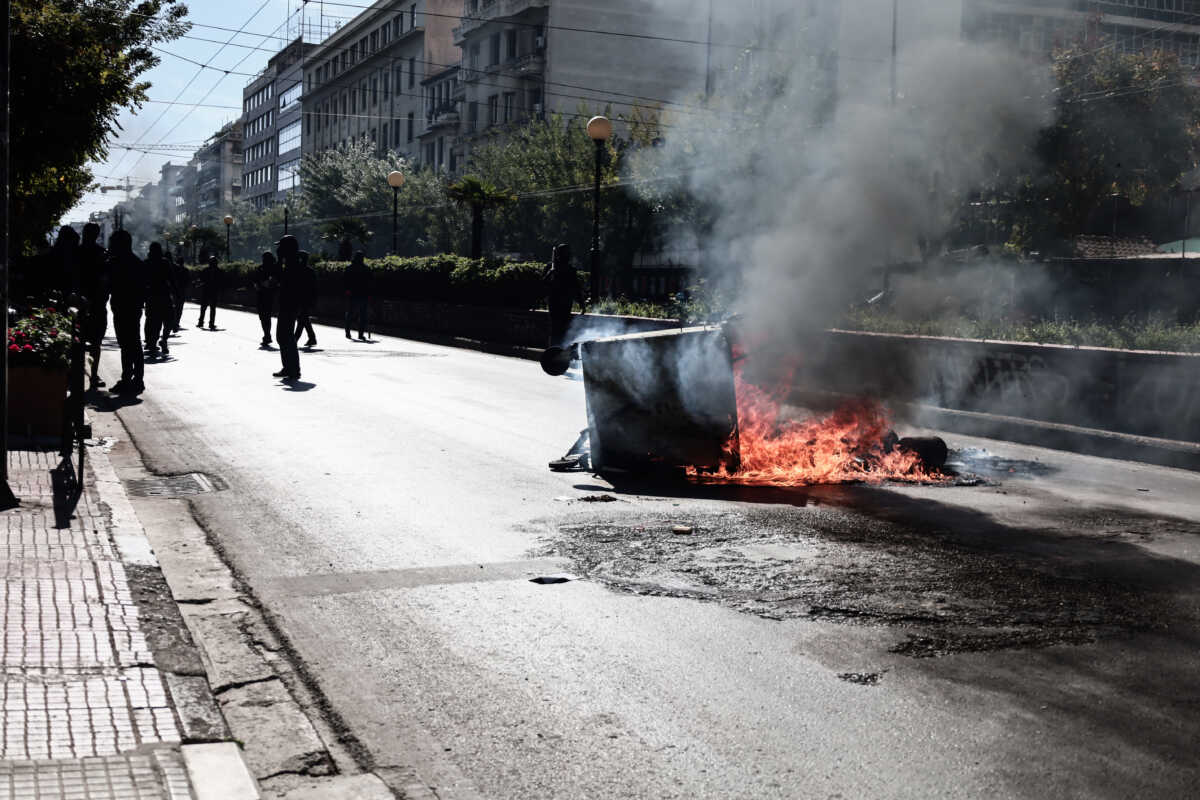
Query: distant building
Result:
<box><xmin>302</xmin><ymin>0</ymin><xmax>465</xmax><ymax>163</ymax></box>
<box><xmin>242</xmin><ymin>37</ymin><xmax>319</xmax><ymax>210</ymax></box>
<box><xmin>195</xmin><ymin>121</ymin><xmax>244</xmax><ymax>217</ymax></box>
<box><xmin>158</xmin><ymin>162</ymin><xmax>185</xmax><ymax>221</ymax></box>
<box><xmin>964</xmin><ymin>0</ymin><xmax>1200</xmax><ymax>73</ymax></box>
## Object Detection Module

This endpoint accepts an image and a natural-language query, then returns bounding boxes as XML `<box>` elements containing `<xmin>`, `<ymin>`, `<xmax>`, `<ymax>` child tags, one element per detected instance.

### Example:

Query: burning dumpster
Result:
<box><xmin>577</xmin><ymin>326</ymin><xmax>741</xmax><ymax>475</ymax></box>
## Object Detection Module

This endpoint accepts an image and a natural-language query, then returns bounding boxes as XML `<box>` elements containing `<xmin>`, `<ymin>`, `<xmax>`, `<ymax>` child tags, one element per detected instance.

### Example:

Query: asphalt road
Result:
<box><xmin>101</xmin><ymin>305</ymin><xmax>1200</xmax><ymax>799</ymax></box>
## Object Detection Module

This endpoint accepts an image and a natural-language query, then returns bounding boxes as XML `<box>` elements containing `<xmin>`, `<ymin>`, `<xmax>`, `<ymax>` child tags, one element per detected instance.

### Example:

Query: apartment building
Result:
<box><xmin>964</xmin><ymin>0</ymin><xmax>1200</xmax><ymax>72</ymax></box>
<box><xmin>303</xmin><ymin>0</ymin><xmax>464</xmax><ymax>163</ymax></box>
<box><xmin>242</xmin><ymin>38</ymin><xmax>318</xmax><ymax>210</ymax></box>
<box><xmin>194</xmin><ymin>121</ymin><xmax>244</xmax><ymax>216</ymax></box>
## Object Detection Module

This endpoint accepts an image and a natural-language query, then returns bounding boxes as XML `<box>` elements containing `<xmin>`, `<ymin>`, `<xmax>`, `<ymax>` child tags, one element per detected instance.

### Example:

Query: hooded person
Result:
<box><xmin>143</xmin><ymin>243</ymin><xmax>174</xmax><ymax>357</ymax></box>
<box><xmin>197</xmin><ymin>256</ymin><xmax>223</xmax><ymax>330</ymax></box>
<box><xmin>79</xmin><ymin>222</ymin><xmax>110</xmax><ymax>389</ymax></box>
<box><xmin>343</xmin><ymin>251</ymin><xmax>371</xmax><ymax>340</ymax></box>
<box><xmin>107</xmin><ymin>230</ymin><xmax>147</xmax><ymax>394</ymax></box>
<box><xmin>544</xmin><ymin>243</ymin><xmax>585</xmax><ymax>346</ymax></box>
<box><xmin>253</xmin><ymin>250</ymin><xmax>280</xmax><ymax>347</ymax></box>
<box><xmin>274</xmin><ymin>235</ymin><xmax>303</xmax><ymax>380</ymax></box>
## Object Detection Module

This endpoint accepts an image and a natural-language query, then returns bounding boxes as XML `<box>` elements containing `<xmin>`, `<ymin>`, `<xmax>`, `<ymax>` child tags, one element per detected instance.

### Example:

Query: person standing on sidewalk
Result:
<box><xmin>253</xmin><ymin>251</ymin><xmax>279</xmax><ymax>347</ymax></box>
<box><xmin>78</xmin><ymin>222</ymin><xmax>109</xmax><ymax>390</ymax></box>
<box><xmin>197</xmin><ymin>256</ymin><xmax>223</xmax><ymax>330</ymax></box>
<box><xmin>108</xmin><ymin>230</ymin><xmax>147</xmax><ymax>395</ymax></box>
<box><xmin>274</xmin><ymin>235</ymin><xmax>303</xmax><ymax>381</ymax></box>
<box><xmin>143</xmin><ymin>243</ymin><xmax>174</xmax><ymax>359</ymax></box>
<box><xmin>293</xmin><ymin>250</ymin><xmax>318</xmax><ymax>348</ymax></box>
<box><xmin>343</xmin><ymin>251</ymin><xmax>371</xmax><ymax>340</ymax></box>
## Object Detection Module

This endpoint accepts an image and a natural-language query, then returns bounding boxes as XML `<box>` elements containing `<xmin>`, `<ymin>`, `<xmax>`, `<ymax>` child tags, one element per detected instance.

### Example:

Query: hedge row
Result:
<box><xmin>196</xmin><ymin>255</ymin><xmax>565</xmax><ymax>310</ymax></box>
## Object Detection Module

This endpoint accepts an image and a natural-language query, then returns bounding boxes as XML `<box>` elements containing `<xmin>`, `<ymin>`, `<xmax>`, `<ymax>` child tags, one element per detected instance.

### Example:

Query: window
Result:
<box><xmin>382</xmin><ymin>123</ymin><xmax>389</xmax><ymax>148</ymax></box>
<box><xmin>279</xmin><ymin>82</ymin><xmax>302</xmax><ymax>113</ymax></box>
<box><xmin>360</xmin><ymin>82</ymin><xmax>367</xmax><ymax>108</ymax></box>
<box><xmin>506</xmin><ymin>29</ymin><xmax>517</xmax><ymax>61</ymax></box>
<box><xmin>350</xmin><ymin>43</ymin><xmax>357</xmax><ymax>64</ymax></box>
<box><xmin>503</xmin><ymin>92</ymin><xmax>515</xmax><ymax>123</ymax></box>
<box><xmin>469</xmin><ymin>44</ymin><xmax>480</xmax><ymax>71</ymax></box>
<box><xmin>407</xmin><ymin>112</ymin><xmax>414</xmax><ymax>141</ymax></box>
<box><xmin>393</xmin><ymin>121</ymin><xmax>401</xmax><ymax>146</ymax></box>
<box><xmin>341</xmin><ymin>93</ymin><xmax>347</xmax><ymax>117</ymax></box>
<box><xmin>370</xmin><ymin>31</ymin><xmax>378</xmax><ymax>52</ymax></box>
<box><xmin>467</xmin><ymin>101</ymin><xmax>478</xmax><ymax>130</ymax></box>
<box><xmin>394</xmin><ymin>16</ymin><xmax>401</xmax><ymax>38</ymax></box>
<box><xmin>487</xmin><ymin>94</ymin><xmax>498</xmax><ymax>126</ymax></box>
<box><xmin>383</xmin><ymin>72</ymin><xmax>390</xmax><ymax>100</ymax></box>
<box><xmin>437</xmin><ymin>137</ymin><xmax>444</xmax><ymax>167</ymax></box>
<box><xmin>408</xmin><ymin>58</ymin><xmax>416</xmax><ymax>87</ymax></box>
<box><xmin>360</xmin><ymin>37</ymin><xmax>368</xmax><ymax>59</ymax></box>
<box><xmin>351</xmin><ymin>88</ymin><xmax>357</xmax><ymax>114</ymax></box>
<box><xmin>371</xmin><ymin>77</ymin><xmax>378</xmax><ymax>105</ymax></box>
<box><xmin>381</xmin><ymin>24</ymin><xmax>390</xmax><ymax>46</ymax></box>
<box><xmin>489</xmin><ymin>33</ymin><xmax>500</xmax><ymax>65</ymax></box>
<box><xmin>278</xmin><ymin>120</ymin><xmax>301</xmax><ymax>153</ymax></box>
<box><xmin>410</xmin><ymin>4</ymin><xmax>416</xmax><ymax>27</ymax></box>
<box><xmin>394</xmin><ymin>67</ymin><xmax>403</xmax><ymax>94</ymax></box>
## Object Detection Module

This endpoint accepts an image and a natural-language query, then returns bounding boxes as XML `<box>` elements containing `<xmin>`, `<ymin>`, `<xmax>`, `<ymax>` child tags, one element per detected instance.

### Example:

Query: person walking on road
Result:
<box><xmin>344</xmin><ymin>251</ymin><xmax>371</xmax><ymax>340</ymax></box>
<box><xmin>293</xmin><ymin>251</ymin><xmax>318</xmax><ymax>348</ymax></box>
<box><xmin>170</xmin><ymin>252</ymin><xmax>190</xmax><ymax>333</ymax></box>
<box><xmin>253</xmin><ymin>251</ymin><xmax>279</xmax><ymax>347</ymax></box>
<box><xmin>197</xmin><ymin>256</ymin><xmax>223</xmax><ymax>330</ymax></box>
<box><xmin>107</xmin><ymin>230</ymin><xmax>147</xmax><ymax>395</ymax></box>
<box><xmin>78</xmin><ymin>222</ymin><xmax>109</xmax><ymax>390</ymax></box>
<box><xmin>274</xmin><ymin>235</ymin><xmax>303</xmax><ymax>381</ymax></box>
<box><xmin>544</xmin><ymin>243</ymin><xmax>585</xmax><ymax>346</ymax></box>
<box><xmin>143</xmin><ymin>243</ymin><xmax>174</xmax><ymax>358</ymax></box>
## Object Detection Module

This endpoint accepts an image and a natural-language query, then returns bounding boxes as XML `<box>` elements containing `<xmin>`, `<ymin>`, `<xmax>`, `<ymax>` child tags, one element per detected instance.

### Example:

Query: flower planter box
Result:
<box><xmin>8</xmin><ymin>366</ymin><xmax>67</xmax><ymax>437</ymax></box>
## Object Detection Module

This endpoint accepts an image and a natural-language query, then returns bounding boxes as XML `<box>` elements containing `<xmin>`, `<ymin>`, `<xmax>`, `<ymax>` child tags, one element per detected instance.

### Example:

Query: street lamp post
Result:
<box><xmin>223</xmin><ymin>214</ymin><xmax>233</xmax><ymax>261</ymax></box>
<box><xmin>586</xmin><ymin>115</ymin><xmax>612</xmax><ymax>300</ymax></box>
<box><xmin>387</xmin><ymin>171</ymin><xmax>405</xmax><ymax>255</ymax></box>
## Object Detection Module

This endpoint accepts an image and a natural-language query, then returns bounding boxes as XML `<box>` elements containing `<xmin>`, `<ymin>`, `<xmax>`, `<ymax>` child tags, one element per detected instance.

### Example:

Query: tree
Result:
<box><xmin>1030</xmin><ymin>45</ymin><xmax>1200</xmax><ymax>246</ymax></box>
<box><xmin>445</xmin><ymin>176</ymin><xmax>514</xmax><ymax>259</ymax></box>
<box><xmin>11</xmin><ymin>0</ymin><xmax>189</xmax><ymax>252</ymax></box>
<box><xmin>320</xmin><ymin>217</ymin><xmax>372</xmax><ymax>254</ymax></box>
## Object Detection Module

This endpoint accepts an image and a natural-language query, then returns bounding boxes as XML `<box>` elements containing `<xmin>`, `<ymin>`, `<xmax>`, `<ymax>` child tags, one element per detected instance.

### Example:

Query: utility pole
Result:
<box><xmin>890</xmin><ymin>0</ymin><xmax>899</xmax><ymax>107</ymax></box>
<box><xmin>704</xmin><ymin>0</ymin><xmax>713</xmax><ymax>102</ymax></box>
<box><xmin>0</xmin><ymin>0</ymin><xmax>17</xmax><ymax>509</ymax></box>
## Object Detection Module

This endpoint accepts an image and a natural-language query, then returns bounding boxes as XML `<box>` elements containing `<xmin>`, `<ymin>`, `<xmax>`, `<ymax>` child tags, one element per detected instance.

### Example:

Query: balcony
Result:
<box><xmin>455</xmin><ymin>0</ymin><xmax>549</xmax><ymax>43</ymax></box>
<box><xmin>501</xmin><ymin>51</ymin><xmax>545</xmax><ymax>77</ymax></box>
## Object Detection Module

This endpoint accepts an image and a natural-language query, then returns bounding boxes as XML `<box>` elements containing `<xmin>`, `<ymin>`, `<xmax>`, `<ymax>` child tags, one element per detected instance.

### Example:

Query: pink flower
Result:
<box><xmin>45</xmin><ymin>307</ymin><xmax>55</xmax><ymax>313</ymax></box>
<box><xmin>49</xmin><ymin>328</ymin><xmax>58</xmax><ymax>336</ymax></box>
<box><xmin>21</xmin><ymin>344</ymin><xmax>32</xmax><ymax>351</ymax></box>
<box><xmin>7</xmin><ymin>344</ymin><xmax>17</xmax><ymax>352</ymax></box>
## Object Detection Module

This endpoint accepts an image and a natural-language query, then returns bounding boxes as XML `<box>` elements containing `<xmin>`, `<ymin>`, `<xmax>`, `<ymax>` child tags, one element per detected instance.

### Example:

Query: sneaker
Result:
<box><xmin>272</xmin><ymin>369</ymin><xmax>290</xmax><ymax>378</ymax></box>
<box><xmin>208</xmin><ymin>324</ymin><xmax>217</xmax><ymax>331</ymax></box>
<box><xmin>132</xmin><ymin>380</ymin><xmax>146</xmax><ymax>395</ymax></box>
<box><xmin>161</xmin><ymin>344</ymin><xmax>169</xmax><ymax>356</ymax></box>
<box><xmin>304</xmin><ymin>338</ymin><xmax>317</xmax><ymax>348</ymax></box>
<box><xmin>345</xmin><ymin>331</ymin><xmax>352</xmax><ymax>339</ymax></box>
<box><xmin>109</xmin><ymin>379</ymin><xmax>128</xmax><ymax>393</ymax></box>
<box><xmin>357</xmin><ymin>334</ymin><xmax>368</xmax><ymax>341</ymax></box>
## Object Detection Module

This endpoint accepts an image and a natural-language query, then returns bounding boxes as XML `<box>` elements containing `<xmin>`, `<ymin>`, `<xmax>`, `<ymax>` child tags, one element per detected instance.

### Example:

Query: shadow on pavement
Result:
<box><xmin>281</xmin><ymin>380</ymin><xmax>316</xmax><ymax>392</ymax></box>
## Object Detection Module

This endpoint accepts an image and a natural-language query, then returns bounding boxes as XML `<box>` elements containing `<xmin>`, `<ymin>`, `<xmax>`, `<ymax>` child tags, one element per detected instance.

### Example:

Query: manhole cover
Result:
<box><xmin>125</xmin><ymin>473</ymin><xmax>226</xmax><ymax>498</ymax></box>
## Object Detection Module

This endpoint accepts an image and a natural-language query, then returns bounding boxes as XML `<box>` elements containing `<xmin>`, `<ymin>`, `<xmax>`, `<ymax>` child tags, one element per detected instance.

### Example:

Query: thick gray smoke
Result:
<box><xmin>630</xmin><ymin>0</ymin><xmax>1051</xmax><ymax>347</ymax></box>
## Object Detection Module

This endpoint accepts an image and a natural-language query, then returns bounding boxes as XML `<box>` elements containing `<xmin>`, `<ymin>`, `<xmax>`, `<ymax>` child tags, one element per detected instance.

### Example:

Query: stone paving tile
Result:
<box><xmin>1</xmin><ymin>448</ymin><xmax>193</xmax><ymax>798</ymax></box>
<box><xmin>0</xmin><ymin>750</ymin><xmax>193</xmax><ymax>800</ymax></box>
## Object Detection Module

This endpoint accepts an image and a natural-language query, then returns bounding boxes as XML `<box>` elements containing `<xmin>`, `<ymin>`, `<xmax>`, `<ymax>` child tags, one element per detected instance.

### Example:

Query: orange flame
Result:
<box><xmin>692</xmin><ymin>370</ymin><xmax>945</xmax><ymax>486</ymax></box>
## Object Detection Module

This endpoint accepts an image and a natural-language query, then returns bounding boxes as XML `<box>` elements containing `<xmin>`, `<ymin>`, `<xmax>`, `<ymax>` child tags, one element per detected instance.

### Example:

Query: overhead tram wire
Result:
<box><xmin>105</xmin><ymin>1</ymin><xmax>275</xmax><ymax>180</ymax></box>
<box><xmin>122</xmin><ymin>0</ymin><xmax>281</xmax><ymax>179</ymax></box>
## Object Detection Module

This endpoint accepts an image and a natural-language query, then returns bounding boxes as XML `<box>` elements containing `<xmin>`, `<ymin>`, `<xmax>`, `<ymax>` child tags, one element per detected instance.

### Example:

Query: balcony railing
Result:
<box><xmin>456</xmin><ymin>0</ymin><xmax>548</xmax><ymax>42</ymax></box>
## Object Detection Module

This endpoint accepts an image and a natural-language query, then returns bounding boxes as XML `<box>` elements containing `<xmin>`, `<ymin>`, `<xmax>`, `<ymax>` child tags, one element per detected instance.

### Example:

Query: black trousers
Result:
<box><xmin>144</xmin><ymin>298</ymin><xmax>172</xmax><ymax>352</ymax></box>
<box><xmin>198</xmin><ymin>294</ymin><xmax>218</xmax><ymax>327</ymax></box>
<box><xmin>549</xmin><ymin>307</ymin><xmax>573</xmax><ymax>347</ymax></box>
<box><xmin>256</xmin><ymin>291</ymin><xmax>275</xmax><ymax>341</ymax></box>
<box><xmin>113</xmin><ymin>310</ymin><xmax>144</xmax><ymax>384</ymax></box>
<box><xmin>345</xmin><ymin>296</ymin><xmax>368</xmax><ymax>337</ymax></box>
<box><xmin>277</xmin><ymin>313</ymin><xmax>300</xmax><ymax>376</ymax></box>
<box><xmin>294</xmin><ymin>312</ymin><xmax>315</xmax><ymax>343</ymax></box>
<box><xmin>86</xmin><ymin>304</ymin><xmax>107</xmax><ymax>381</ymax></box>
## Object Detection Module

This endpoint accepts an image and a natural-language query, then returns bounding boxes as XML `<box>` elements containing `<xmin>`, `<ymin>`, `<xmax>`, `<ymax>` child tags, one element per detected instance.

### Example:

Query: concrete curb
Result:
<box><xmin>182</xmin><ymin>743</ymin><xmax>261</xmax><ymax>800</ymax></box>
<box><xmin>85</xmin><ymin>431</ymin><xmax>262</xmax><ymax>799</ymax></box>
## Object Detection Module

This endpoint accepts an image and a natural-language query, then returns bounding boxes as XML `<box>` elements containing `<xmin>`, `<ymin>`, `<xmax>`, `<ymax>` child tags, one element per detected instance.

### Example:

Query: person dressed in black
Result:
<box><xmin>274</xmin><ymin>235</ymin><xmax>303</xmax><ymax>381</ymax></box>
<box><xmin>197</xmin><ymin>256</ymin><xmax>223</xmax><ymax>330</ymax></box>
<box><xmin>253</xmin><ymin>251</ymin><xmax>279</xmax><ymax>347</ymax></box>
<box><xmin>143</xmin><ymin>243</ymin><xmax>174</xmax><ymax>358</ymax></box>
<box><xmin>107</xmin><ymin>230</ymin><xmax>147</xmax><ymax>395</ymax></box>
<box><xmin>544</xmin><ymin>243</ymin><xmax>585</xmax><ymax>346</ymax></box>
<box><xmin>78</xmin><ymin>223</ymin><xmax>109</xmax><ymax>390</ymax></box>
<box><xmin>49</xmin><ymin>226</ymin><xmax>81</xmax><ymax>298</ymax></box>
<box><xmin>343</xmin><ymin>251</ymin><xmax>371</xmax><ymax>340</ymax></box>
<box><xmin>170</xmin><ymin>252</ymin><xmax>189</xmax><ymax>333</ymax></box>
<box><xmin>293</xmin><ymin>251</ymin><xmax>318</xmax><ymax>348</ymax></box>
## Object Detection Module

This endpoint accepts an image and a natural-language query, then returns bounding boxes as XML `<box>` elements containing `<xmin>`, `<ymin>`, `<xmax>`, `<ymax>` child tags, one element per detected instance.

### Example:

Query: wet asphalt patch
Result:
<box><xmin>539</xmin><ymin>503</ymin><xmax>1176</xmax><ymax>658</ymax></box>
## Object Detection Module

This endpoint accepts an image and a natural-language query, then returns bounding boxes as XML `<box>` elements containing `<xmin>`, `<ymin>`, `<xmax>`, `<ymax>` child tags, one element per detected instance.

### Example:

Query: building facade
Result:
<box><xmin>195</xmin><ymin>121</ymin><xmax>244</xmax><ymax>218</ymax></box>
<box><xmin>302</xmin><ymin>0</ymin><xmax>464</xmax><ymax>163</ymax></box>
<box><xmin>242</xmin><ymin>37</ymin><xmax>318</xmax><ymax>210</ymax></box>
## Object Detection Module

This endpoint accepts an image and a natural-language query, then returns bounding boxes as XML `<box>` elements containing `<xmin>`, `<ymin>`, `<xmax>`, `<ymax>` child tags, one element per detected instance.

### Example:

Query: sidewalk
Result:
<box><xmin>0</xmin><ymin>439</ymin><xmax>257</xmax><ymax>799</ymax></box>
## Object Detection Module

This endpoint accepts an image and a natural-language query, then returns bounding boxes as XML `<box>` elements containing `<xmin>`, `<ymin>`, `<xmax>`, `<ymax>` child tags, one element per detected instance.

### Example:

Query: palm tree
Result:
<box><xmin>446</xmin><ymin>176</ymin><xmax>514</xmax><ymax>259</ymax></box>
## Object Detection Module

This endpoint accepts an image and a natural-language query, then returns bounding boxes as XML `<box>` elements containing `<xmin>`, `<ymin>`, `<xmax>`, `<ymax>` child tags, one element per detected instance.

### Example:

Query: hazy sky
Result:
<box><xmin>68</xmin><ymin>0</ymin><xmax>353</xmax><ymax>222</ymax></box>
